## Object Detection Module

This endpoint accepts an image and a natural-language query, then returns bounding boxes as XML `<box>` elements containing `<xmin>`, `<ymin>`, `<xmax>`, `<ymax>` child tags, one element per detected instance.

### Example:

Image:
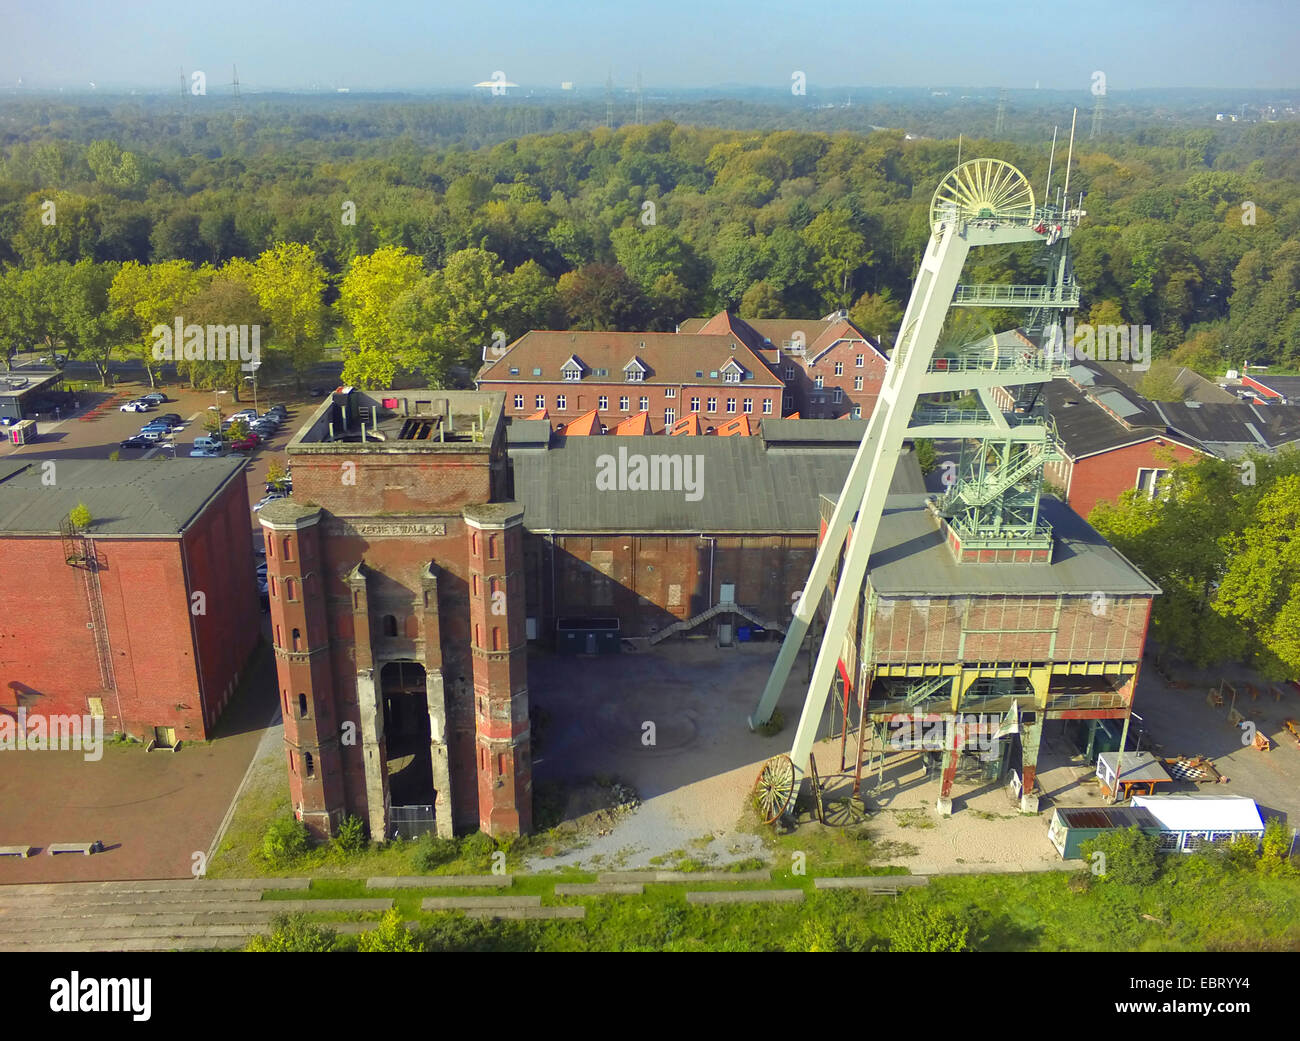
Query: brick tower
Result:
<box><xmin>464</xmin><ymin>503</ymin><xmax>532</xmax><ymax>835</ymax></box>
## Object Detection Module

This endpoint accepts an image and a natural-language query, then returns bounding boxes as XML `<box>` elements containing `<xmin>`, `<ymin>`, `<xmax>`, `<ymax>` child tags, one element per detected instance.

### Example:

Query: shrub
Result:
<box><xmin>356</xmin><ymin>908</ymin><xmax>424</xmax><ymax>952</ymax></box>
<box><xmin>460</xmin><ymin>830</ymin><xmax>497</xmax><ymax>870</ymax></box>
<box><xmin>246</xmin><ymin>913</ymin><xmax>336</xmax><ymax>952</ymax></box>
<box><xmin>888</xmin><ymin>903</ymin><xmax>970</xmax><ymax>952</ymax></box>
<box><xmin>68</xmin><ymin>503</ymin><xmax>92</xmax><ymax>530</ymax></box>
<box><xmin>914</xmin><ymin>438</ymin><xmax>938</xmax><ymax>475</ymax></box>
<box><xmin>262</xmin><ymin>815</ymin><xmax>310</xmax><ymax>867</ymax></box>
<box><xmin>333</xmin><ymin>814</ymin><xmax>369</xmax><ymax>856</ymax></box>
<box><xmin>1260</xmin><ymin>817</ymin><xmax>1297</xmax><ymax>875</ymax></box>
<box><xmin>411</xmin><ymin>831</ymin><xmax>458</xmax><ymax>872</ymax></box>
<box><xmin>1079</xmin><ymin>826</ymin><xmax>1161</xmax><ymax>886</ymax></box>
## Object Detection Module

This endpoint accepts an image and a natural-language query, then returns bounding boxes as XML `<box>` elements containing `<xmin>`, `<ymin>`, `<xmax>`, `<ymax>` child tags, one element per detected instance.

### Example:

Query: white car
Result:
<box><xmin>119</xmin><ymin>400</ymin><xmax>150</xmax><ymax>412</ymax></box>
<box><xmin>252</xmin><ymin>492</ymin><xmax>285</xmax><ymax>512</ymax></box>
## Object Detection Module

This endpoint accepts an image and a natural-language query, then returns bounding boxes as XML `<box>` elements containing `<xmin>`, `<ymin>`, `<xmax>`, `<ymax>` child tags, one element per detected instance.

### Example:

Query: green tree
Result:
<box><xmin>248</xmin><ymin>242</ymin><xmax>329</xmax><ymax>389</ymax></box>
<box><xmin>246</xmin><ymin>913</ymin><xmax>337</xmax><ymax>953</ymax></box>
<box><xmin>68</xmin><ymin>503</ymin><xmax>93</xmax><ymax>530</ymax></box>
<box><xmin>1136</xmin><ymin>359</ymin><xmax>1187</xmax><ymax>402</ymax></box>
<box><xmin>888</xmin><ymin>903</ymin><xmax>970</xmax><ymax>952</ymax></box>
<box><xmin>557</xmin><ymin>263</ymin><xmax>648</xmax><ymax>331</ymax></box>
<box><xmin>803</xmin><ymin>208</ymin><xmax>870</xmax><ymax>311</ymax></box>
<box><xmin>262</xmin><ymin>815</ymin><xmax>310</xmax><ymax>867</ymax></box>
<box><xmin>849</xmin><ymin>289</ymin><xmax>903</xmax><ymax>347</ymax></box>
<box><xmin>109</xmin><ymin>259</ymin><xmax>208</xmax><ymax>388</ymax></box>
<box><xmin>356</xmin><ymin>908</ymin><xmax>424</xmax><ymax>952</ymax></box>
<box><xmin>1080</xmin><ymin>826</ymin><xmax>1161</xmax><ymax>886</ymax></box>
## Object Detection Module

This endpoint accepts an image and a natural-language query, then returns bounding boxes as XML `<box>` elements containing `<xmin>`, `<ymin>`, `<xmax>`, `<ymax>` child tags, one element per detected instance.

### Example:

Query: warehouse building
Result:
<box><xmin>0</xmin><ymin>457</ymin><xmax>259</xmax><ymax>743</ymax></box>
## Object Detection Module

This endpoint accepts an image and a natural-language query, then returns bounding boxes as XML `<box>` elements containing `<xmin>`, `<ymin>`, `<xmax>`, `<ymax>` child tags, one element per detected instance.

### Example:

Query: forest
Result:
<box><xmin>1</xmin><ymin>97</ymin><xmax>1298</xmax><ymax>391</ymax></box>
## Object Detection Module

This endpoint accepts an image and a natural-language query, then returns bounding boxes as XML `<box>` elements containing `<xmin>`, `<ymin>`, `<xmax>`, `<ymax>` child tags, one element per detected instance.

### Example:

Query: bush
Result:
<box><xmin>261</xmin><ymin>815</ymin><xmax>310</xmax><ymax>867</ymax></box>
<box><xmin>411</xmin><ymin>831</ymin><xmax>458</xmax><ymax>872</ymax></box>
<box><xmin>356</xmin><ymin>908</ymin><xmax>424</xmax><ymax>952</ymax></box>
<box><xmin>460</xmin><ymin>830</ymin><xmax>497</xmax><ymax>870</ymax></box>
<box><xmin>246</xmin><ymin>913</ymin><xmax>337</xmax><ymax>952</ymax></box>
<box><xmin>1079</xmin><ymin>826</ymin><xmax>1161</xmax><ymax>886</ymax></box>
<box><xmin>1260</xmin><ymin>817</ymin><xmax>1297</xmax><ymax>875</ymax></box>
<box><xmin>888</xmin><ymin>903</ymin><xmax>970</xmax><ymax>952</ymax></box>
<box><xmin>333</xmin><ymin>814</ymin><xmax>369</xmax><ymax>856</ymax></box>
<box><xmin>914</xmin><ymin>438</ymin><xmax>938</xmax><ymax>475</ymax></box>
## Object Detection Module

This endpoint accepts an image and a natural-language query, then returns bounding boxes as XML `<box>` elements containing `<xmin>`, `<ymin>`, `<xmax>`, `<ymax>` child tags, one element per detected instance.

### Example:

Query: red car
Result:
<box><xmin>231</xmin><ymin>433</ymin><xmax>261</xmax><ymax>452</ymax></box>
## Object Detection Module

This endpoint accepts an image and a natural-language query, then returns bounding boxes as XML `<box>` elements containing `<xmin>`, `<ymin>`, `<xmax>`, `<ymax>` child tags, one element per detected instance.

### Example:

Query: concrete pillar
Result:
<box><xmin>426</xmin><ymin>667</ymin><xmax>453</xmax><ymax>838</ymax></box>
<box><xmin>1020</xmin><ymin>718</ymin><xmax>1042</xmax><ymax>813</ymax></box>
<box><xmin>355</xmin><ymin>666</ymin><xmax>389</xmax><ymax>842</ymax></box>
<box><xmin>936</xmin><ymin>715</ymin><xmax>962</xmax><ymax>816</ymax></box>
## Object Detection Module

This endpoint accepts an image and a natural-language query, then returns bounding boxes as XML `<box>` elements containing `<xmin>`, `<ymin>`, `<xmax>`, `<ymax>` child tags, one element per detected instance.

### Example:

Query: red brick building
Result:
<box><xmin>0</xmin><ymin>457</ymin><xmax>259</xmax><ymax>743</ymax></box>
<box><xmin>994</xmin><ymin>363</ymin><xmax>1204</xmax><ymax>521</ymax></box>
<box><xmin>679</xmin><ymin>311</ymin><xmax>888</xmax><ymax>420</ymax></box>
<box><xmin>479</xmin><ymin>328</ymin><xmax>783</xmax><ymax>434</ymax></box>
<box><xmin>261</xmin><ymin>388</ymin><xmax>529</xmax><ymax>840</ymax></box>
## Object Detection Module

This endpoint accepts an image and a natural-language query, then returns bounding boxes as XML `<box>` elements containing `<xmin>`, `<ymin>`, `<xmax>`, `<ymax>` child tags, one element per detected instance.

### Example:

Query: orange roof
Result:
<box><xmin>524</xmin><ymin>409</ymin><xmax>550</xmax><ymax>421</ymax></box>
<box><xmin>785</xmin><ymin>411</ymin><xmax>801</xmax><ymax>420</ymax></box>
<box><xmin>562</xmin><ymin>408</ymin><xmax>603</xmax><ymax>436</ymax></box>
<box><xmin>713</xmin><ymin>415</ymin><xmax>754</xmax><ymax>437</ymax></box>
<box><xmin>668</xmin><ymin>414</ymin><xmax>702</xmax><ymax>436</ymax></box>
<box><xmin>613</xmin><ymin>411</ymin><xmax>653</xmax><ymax>436</ymax></box>
<box><xmin>680</xmin><ymin>311</ymin><xmax>885</xmax><ymax>368</ymax></box>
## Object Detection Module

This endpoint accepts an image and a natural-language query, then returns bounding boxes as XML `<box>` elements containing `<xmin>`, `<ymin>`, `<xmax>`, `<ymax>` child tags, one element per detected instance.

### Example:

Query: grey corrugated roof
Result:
<box><xmin>509</xmin><ymin>436</ymin><xmax>919</xmax><ymax>533</ymax></box>
<box><xmin>0</xmin><ymin>457</ymin><xmax>246</xmax><ymax>536</ymax></box>
<box><xmin>761</xmin><ymin>419</ymin><xmax>868</xmax><ymax>444</ymax></box>
<box><xmin>1042</xmin><ymin>381</ymin><xmax>1196</xmax><ymax>459</ymax></box>
<box><xmin>506</xmin><ymin>420</ymin><xmax>553</xmax><ymax>446</ymax></box>
<box><xmin>865</xmin><ymin>495</ymin><xmax>1160</xmax><ymax>597</ymax></box>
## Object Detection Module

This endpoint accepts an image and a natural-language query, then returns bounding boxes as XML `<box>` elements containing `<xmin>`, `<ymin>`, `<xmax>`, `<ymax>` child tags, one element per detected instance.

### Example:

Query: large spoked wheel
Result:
<box><xmin>753</xmin><ymin>754</ymin><xmax>796</xmax><ymax>824</ymax></box>
<box><xmin>930</xmin><ymin>159</ymin><xmax>1035</xmax><ymax>231</ymax></box>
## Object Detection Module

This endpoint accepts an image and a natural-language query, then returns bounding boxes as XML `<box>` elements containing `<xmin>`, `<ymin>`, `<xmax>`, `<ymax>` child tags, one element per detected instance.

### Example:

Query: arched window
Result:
<box><xmin>282</xmin><ymin>537</ymin><xmax>293</xmax><ymax>561</ymax></box>
<box><xmin>269</xmin><ymin>576</ymin><xmax>277</xmax><ymax>598</ymax></box>
<box><xmin>474</xmin><ymin>623</ymin><xmax>482</xmax><ymax>647</ymax></box>
<box><xmin>285</xmin><ymin>577</ymin><xmax>297</xmax><ymax>601</ymax></box>
<box><xmin>287</xmin><ymin>750</ymin><xmax>295</xmax><ymax>774</ymax></box>
<box><xmin>275</xmin><ymin>624</ymin><xmax>282</xmax><ymax>647</ymax></box>
<box><xmin>304</xmin><ymin>752</ymin><xmax>314</xmax><ymax>778</ymax></box>
<box><xmin>471</xmin><ymin>531</ymin><xmax>479</xmax><ymax>556</ymax></box>
<box><xmin>382</xmin><ymin>614</ymin><xmax>397</xmax><ymax>637</ymax></box>
<box><xmin>487</xmin><ymin>534</ymin><xmax>497</xmax><ymax>559</ymax></box>
<box><xmin>298</xmin><ymin>694</ymin><xmax>308</xmax><ymax>718</ymax></box>
<box><xmin>267</xmin><ymin>538</ymin><xmax>274</xmax><ymax>559</ymax></box>
<box><xmin>491</xmin><ymin>627</ymin><xmax>501</xmax><ymax>651</ymax></box>
<box><xmin>292</xmin><ymin>627</ymin><xmax>302</xmax><ymax>651</ymax></box>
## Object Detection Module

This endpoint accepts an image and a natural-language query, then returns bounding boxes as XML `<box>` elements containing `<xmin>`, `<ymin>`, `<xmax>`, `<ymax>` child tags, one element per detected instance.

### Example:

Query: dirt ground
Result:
<box><xmin>525</xmin><ymin>640</ymin><xmax>1300</xmax><ymax>873</ymax></box>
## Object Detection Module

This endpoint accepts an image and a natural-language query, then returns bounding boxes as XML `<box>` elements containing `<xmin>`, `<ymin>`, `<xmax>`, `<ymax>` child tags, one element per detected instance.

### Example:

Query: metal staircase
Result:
<box><xmin>940</xmin><ymin>435</ymin><xmax>1060</xmax><ymax>511</ymax></box>
<box><xmin>902</xmin><ymin>674</ymin><xmax>953</xmax><ymax>708</ymax></box>
<box><xmin>648</xmin><ymin>601</ymin><xmax>786</xmax><ymax>645</ymax></box>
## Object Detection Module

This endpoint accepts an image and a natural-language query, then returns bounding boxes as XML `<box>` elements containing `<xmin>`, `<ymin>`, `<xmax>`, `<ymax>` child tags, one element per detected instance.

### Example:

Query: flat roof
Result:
<box><xmin>1132</xmin><ymin>794</ymin><xmax>1265</xmax><ymax>833</ymax></box>
<box><xmin>1097</xmin><ymin>751</ymin><xmax>1171</xmax><ymax>783</ymax></box>
<box><xmin>864</xmin><ymin>495</ymin><xmax>1161</xmax><ymax>597</ymax></box>
<box><xmin>1055</xmin><ymin>806</ymin><xmax>1160</xmax><ymax>831</ymax></box>
<box><xmin>0</xmin><ymin>457</ymin><xmax>247</xmax><ymax>536</ymax></box>
<box><xmin>509</xmin><ymin>437</ymin><xmax>923</xmax><ymax>533</ymax></box>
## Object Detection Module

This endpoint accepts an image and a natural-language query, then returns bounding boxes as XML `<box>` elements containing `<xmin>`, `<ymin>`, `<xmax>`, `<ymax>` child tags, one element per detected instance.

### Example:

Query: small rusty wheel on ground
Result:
<box><xmin>754</xmin><ymin>754</ymin><xmax>796</xmax><ymax>824</ymax></box>
<box><xmin>822</xmin><ymin>798</ymin><xmax>867</xmax><ymax>828</ymax></box>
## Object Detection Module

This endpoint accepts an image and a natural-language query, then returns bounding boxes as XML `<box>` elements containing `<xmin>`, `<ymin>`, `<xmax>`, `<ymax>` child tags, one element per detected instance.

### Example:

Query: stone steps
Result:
<box><xmin>553</xmin><ymin>883</ymin><xmax>644</xmax><ymax>896</ymax></box>
<box><xmin>812</xmin><ymin>876</ymin><xmax>930</xmax><ymax>891</ymax></box>
<box><xmin>0</xmin><ymin>898</ymin><xmax>392</xmax><ymax>920</ymax></box>
<box><xmin>463</xmin><ymin>906</ymin><xmax>586</xmax><ymax>920</ymax></box>
<box><xmin>420</xmin><ymin>895</ymin><xmax>540</xmax><ymax>911</ymax></box>
<box><xmin>366</xmin><ymin>875</ymin><xmax>512</xmax><ymax>889</ymax></box>
<box><xmin>597</xmin><ymin>870</ymin><xmax>771</xmax><ymax>883</ymax></box>
<box><xmin>685</xmin><ymin>889</ymin><xmax>804</xmax><ymax>905</ymax></box>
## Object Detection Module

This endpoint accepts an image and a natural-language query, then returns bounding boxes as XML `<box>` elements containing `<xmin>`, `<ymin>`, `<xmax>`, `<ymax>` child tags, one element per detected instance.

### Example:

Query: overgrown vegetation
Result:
<box><xmin>261</xmin><ymin>816</ymin><xmax>310</xmax><ymax>868</ymax></box>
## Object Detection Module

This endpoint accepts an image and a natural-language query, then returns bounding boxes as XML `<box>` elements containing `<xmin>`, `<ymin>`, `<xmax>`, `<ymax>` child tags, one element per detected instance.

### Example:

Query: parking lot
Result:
<box><xmin>0</xmin><ymin>375</ymin><xmax>326</xmax><ymax>542</ymax></box>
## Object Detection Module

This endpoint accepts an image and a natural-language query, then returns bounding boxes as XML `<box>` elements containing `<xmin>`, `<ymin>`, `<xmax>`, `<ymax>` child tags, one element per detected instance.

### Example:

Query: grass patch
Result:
<box><xmin>893</xmin><ymin>808</ymin><xmax>936</xmax><ymax>830</ymax></box>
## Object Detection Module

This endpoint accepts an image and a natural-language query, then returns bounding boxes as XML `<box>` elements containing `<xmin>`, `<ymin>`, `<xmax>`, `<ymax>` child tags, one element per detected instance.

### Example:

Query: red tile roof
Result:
<box><xmin>479</xmin><ymin>329</ymin><xmax>782</xmax><ymax>389</ymax></box>
<box><xmin>668</xmin><ymin>414</ymin><xmax>702</xmax><ymax>436</ymax></box>
<box><xmin>714</xmin><ymin>415</ymin><xmax>754</xmax><ymax>437</ymax></box>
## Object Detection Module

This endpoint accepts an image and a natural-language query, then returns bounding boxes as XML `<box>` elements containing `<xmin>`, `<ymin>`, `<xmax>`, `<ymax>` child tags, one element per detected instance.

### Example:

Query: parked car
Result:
<box><xmin>141</xmin><ymin>421</ymin><xmax>176</xmax><ymax>434</ymax></box>
<box><xmin>141</xmin><ymin>392</ymin><xmax>167</xmax><ymax>405</ymax></box>
<box><xmin>157</xmin><ymin>413</ymin><xmax>182</xmax><ymax>425</ymax></box>
<box><xmin>191</xmin><ymin>445</ymin><xmax>224</xmax><ymax>457</ymax></box>
<box><xmin>229</xmin><ymin>409</ymin><xmax>259</xmax><ymax>422</ymax></box>
<box><xmin>230</xmin><ymin>434</ymin><xmax>260</xmax><ymax>452</ymax></box>
<box><xmin>309</xmin><ymin>387</ymin><xmax>327</xmax><ymax>397</ymax></box>
<box><xmin>252</xmin><ymin>492</ymin><xmax>285</xmax><ymax>512</ymax></box>
<box><xmin>40</xmin><ymin>353</ymin><xmax>68</xmax><ymax>366</ymax></box>
<box><xmin>137</xmin><ymin>429</ymin><xmax>168</xmax><ymax>443</ymax></box>
<box><xmin>119</xmin><ymin>435</ymin><xmax>153</xmax><ymax>449</ymax></box>
<box><xmin>251</xmin><ymin>422</ymin><xmax>278</xmax><ymax>438</ymax></box>
<box><xmin>119</xmin><ymin>400</ymin><xmax>151</xmax><ymax>413</ymax></box>
<box><xmin>191</xmin><ymin>436</ymin><xmax>225</xmax><ymax>456</ymax></box>
<box><xmin>265</xmin><ymin>479</ymin><xmax>291</xmax><ymax>495</ymax></box>
<box><xmin>266</xmin><ymin>404</ymin><xmax>289</xmax><ymax>417</ymax></box>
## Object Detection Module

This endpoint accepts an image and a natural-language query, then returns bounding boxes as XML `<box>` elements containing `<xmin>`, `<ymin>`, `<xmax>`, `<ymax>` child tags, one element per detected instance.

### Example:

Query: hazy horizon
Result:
<box><xmin>3</xmin><ymin>0</ymin><xmax>1297</xmax><ymax>93</ymax></box>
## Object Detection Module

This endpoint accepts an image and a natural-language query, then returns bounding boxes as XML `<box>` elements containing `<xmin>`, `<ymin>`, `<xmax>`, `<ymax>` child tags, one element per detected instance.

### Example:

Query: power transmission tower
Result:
<box><xmin>995</xmin><ymin>88</ymin><xmax>1008</xmax><ymax>135</ymax></box>
<box><xmin>1089</xmin><ymin>91</ymin><xmax>1105</xmax><ymax>139</ymax></box>
<box><xmin>231</xmin><ymin>65</ymin><xmax>245</xmax><ymax>130</ymax></box>
<box><xmin>605</xmin><ymin>69</ymin><xmax>614</xmax><ymax>129</ymax></box>
<box><xmin>635</xmin><ymin>69</ymin><xmax>643</xmax><ymax>124</ymax></box>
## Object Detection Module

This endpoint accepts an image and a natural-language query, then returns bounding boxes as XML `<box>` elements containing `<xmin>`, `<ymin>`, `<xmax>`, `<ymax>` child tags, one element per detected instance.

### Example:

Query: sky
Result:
<box><xmin>2</xmin><ymin>0</ymin><xmax>1297</xmax><ymax>93</ymax></box>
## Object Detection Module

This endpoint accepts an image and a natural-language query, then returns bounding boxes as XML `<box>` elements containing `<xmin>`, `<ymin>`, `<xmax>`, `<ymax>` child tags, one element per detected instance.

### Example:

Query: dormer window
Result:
<box><xmin>560</xmin><ymin>356</ymin><xmax>584</xmax><ymax>382</ymax></box>
<box><xmin>720</xmin><ymin>359</ymin><xmax>745</xmax><ymax>385</ymax></box>
<box><xmin>624</xmin><ymin>358</ymin><xmax>648</xmax><ymax>382</ymax></box>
